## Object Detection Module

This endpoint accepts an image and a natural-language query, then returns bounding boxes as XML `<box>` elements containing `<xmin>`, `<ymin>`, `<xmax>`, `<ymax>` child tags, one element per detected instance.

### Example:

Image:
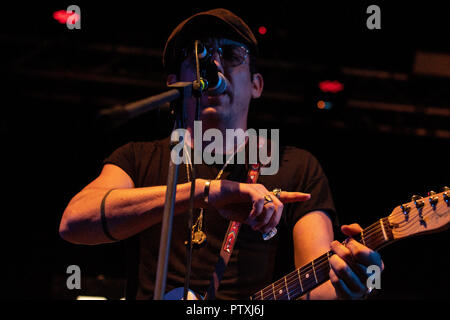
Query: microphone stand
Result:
<box><xmin>155</xmin><ymin>40</ymin><xmax>205</xmax><ymax>300</ymax></box>
<box><xmin>153</xmin><ymin>81</ymin><xmax>193</xmax><ymax>300</ymax></box>
<box><xmin>96</xmin><ymin>41</ymin><xmax>205</xmax><ymax>301</ymax></box>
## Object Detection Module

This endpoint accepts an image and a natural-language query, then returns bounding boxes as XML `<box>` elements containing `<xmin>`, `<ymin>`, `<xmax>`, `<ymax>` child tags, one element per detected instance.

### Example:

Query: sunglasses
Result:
<box><xmin>181</xmin><ymin>39</ymin><xmax>249</xmax><ymax>69</ymax></box>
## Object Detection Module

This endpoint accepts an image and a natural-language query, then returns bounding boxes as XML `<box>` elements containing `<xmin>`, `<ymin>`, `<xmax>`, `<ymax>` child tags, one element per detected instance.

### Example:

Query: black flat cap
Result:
<box><xmin>163</xmin><ymin>8</ymin><xmax>258</xmax><ymax>73</ymax></box>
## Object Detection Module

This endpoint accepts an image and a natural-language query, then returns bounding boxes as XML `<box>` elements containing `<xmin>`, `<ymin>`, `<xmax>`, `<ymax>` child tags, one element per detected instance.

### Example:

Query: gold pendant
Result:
<box><xmin>192</xmin><ymin>230</ymin><xmax>207</xmax><ymax>245</ymax></box>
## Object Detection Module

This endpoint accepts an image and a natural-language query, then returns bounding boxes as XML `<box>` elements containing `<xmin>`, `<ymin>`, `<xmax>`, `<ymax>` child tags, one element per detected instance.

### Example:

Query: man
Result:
<box><xmin>59</xmin><ymin>8</ymin><xmax>383</xmax><ymax>300</ymax></box>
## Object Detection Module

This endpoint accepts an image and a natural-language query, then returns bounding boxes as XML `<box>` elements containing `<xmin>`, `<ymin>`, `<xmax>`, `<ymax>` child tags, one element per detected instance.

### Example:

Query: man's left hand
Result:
<box><xmin>328</xmin><ymin>223</ymin><xmax>384</xmax><ymax>299</ymax></box>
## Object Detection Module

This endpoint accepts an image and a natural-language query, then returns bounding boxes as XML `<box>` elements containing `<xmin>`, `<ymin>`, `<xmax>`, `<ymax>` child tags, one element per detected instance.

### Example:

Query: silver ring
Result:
<box><xmin>262</xmin><ymin>227</ymin><xmax>277</xmax><ymax>241</ymax></box>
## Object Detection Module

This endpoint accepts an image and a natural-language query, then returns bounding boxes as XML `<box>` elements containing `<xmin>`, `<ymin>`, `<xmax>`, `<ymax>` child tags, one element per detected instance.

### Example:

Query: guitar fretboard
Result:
<box><xmin>250</xmin><ymin>217</ymin><xmax>393</xmax><ymax>300</ymax></box>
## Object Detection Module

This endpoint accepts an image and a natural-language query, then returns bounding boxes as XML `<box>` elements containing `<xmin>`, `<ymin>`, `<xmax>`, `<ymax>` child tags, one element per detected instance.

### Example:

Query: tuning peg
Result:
<box><xmin>400</xmin><ymin>204</ymin><xmax>410</xmax><ymax>216</ymax></box>
<box><xmin>411</xmin><ymin>195</ymin><xmax>424</xmax><ymax>209</ymax></box>
<box><xmin>429</xmin><ymin>194</ymin><xmax>439</xmax><ymax>208</ymax></box>
<box><xmin>443</xmin><ymin>187</ymin><xmax>449</xmax><ymax>206</ymax></box>
<box><xmin>428</xmin><ymin>191</ymin><xmax>436</xmax><ymax>196</ymax></box>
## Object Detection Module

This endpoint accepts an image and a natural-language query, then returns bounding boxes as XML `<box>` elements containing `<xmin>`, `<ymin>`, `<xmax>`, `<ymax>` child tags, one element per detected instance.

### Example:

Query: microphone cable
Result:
<box><xmin>183</xmin><ymin>39</ymin><xmax>203</xmax><ymax>300</ymax></box>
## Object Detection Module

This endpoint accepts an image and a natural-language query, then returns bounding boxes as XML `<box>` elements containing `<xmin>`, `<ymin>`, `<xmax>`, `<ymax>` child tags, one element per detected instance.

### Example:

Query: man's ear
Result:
<box><xmin>251</xmin><ymin>73</ymin><xmax>264</xmax><ymax>99</ymax></box>
<box><xmin>166</xmin><ymin>74</ymin><xmax>178</xmax><ymax>86</ymax></box>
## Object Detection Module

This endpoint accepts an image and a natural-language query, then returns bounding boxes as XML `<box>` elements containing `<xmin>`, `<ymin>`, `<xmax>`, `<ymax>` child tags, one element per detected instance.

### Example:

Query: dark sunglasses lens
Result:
<box><xmin>221</xmin><ymin>45</ymin><xmax>247</xmax><ymax>66</ymax></box>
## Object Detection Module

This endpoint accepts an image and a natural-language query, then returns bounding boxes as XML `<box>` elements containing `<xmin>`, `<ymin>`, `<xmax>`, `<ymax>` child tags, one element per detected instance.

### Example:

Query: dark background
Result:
<box><xmin>2</xmin><ymin>1</ymin><xmax>449</xmax><ymax>300</ymax></box>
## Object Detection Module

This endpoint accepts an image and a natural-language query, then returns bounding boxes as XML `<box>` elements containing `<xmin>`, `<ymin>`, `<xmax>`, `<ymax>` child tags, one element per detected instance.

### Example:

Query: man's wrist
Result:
<box><xmin>193</xmin><ymin>179</ymin><xmax>209</xmax><ymax>208</ymax></box>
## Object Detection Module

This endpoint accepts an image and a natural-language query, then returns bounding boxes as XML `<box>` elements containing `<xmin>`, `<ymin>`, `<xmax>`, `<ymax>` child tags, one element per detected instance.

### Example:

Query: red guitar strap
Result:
<box><xmin>204</xmin><ymin>163</ymin><xmax>261</xmax><ymax>300</ymax></box>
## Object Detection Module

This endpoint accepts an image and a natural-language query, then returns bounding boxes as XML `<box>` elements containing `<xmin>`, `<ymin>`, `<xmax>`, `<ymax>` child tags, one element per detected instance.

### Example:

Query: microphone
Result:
<box><xmin>196</xmin><ymin>42</ymin><xmax>228</xmax><ymax>96</ymax></box>
<box><xmin>202</xmin><ymin>61</ymin><xmax>227</xmax><ymax>96</ymax></box>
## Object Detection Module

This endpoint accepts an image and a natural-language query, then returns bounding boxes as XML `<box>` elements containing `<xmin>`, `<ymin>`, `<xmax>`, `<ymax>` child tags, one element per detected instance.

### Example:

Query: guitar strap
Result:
<box><xmin>204</xmin><ymin>162</ymin><xmax>262</xmax><ymax>300</ymax></box>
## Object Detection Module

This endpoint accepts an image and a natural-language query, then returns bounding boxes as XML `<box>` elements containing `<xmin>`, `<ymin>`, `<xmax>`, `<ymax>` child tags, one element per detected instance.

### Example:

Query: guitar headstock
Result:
<box><xmin>388</xmin><ymin>187</ymin><xmax>450</xmax><ymax>240</ymax></box>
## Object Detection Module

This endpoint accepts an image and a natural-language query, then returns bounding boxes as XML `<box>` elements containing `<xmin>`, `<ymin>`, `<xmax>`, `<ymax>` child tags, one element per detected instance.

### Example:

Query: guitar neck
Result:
<box><xmin>250</xmin><ymin>217</ymin><xmax>394</xmax><ymax>300</ymax></box>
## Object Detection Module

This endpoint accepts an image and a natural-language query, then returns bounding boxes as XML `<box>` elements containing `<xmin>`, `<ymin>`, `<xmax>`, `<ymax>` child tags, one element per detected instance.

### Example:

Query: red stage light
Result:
<box><xmin>53</xmin><ymin>10</ymin><xmax>80</xmax><ymax>24</ymax></box>
<box><xmin>318</xmin><ymin>80</ymin><xmax>344</xmax><ymax>93</ymax></box>
<box><xmin>258</xmin><ymin>26</ymin><xmax>267</xmax><ymax>35</ymax></box>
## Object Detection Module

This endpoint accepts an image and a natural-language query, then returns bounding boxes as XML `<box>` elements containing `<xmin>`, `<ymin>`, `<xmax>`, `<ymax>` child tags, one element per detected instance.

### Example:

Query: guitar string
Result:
<box><xmin>270</xmin><ymin>237</ymin><xmax>386</xmax><ymax>300</ymax></box>
<box><xmin>256</xmin><ymin>236</ymin><xmax>389</xmax><ymax>300</ymax></box>
<box><xmin>258</xmin><ymin>214</ymin><xmax>399</xmax><ymax>300</ymax></box>
<box><xmin>254</xmin><ymin>224</ymin><xmax>387</xmax><ymax>300</ymax></box>
<box><xmin>253</xmin><ymin>196</ymin><xmax>443</xmax><ymax>299</ymax></box>
<box><xmin>278</xmin><ymin>199</ymin><xmax>446</xmax><ymax>300</ymax></box>
<box><xmin>288</xmin><ymin>236</ymin><xmax>392</xmax><ymax>300</ymax></box>
<box><xmin>254</xmin><ymin>223</ymin><xmax>385</xmax><ymax>299</ymax></box>
<box><xmin>254</xmin><ymin>203</ymin><xmax>438</xmax><ymax>300</ymax></box>
<box><xmin>272</xmin><ymin>223</ymin><xmax>391</xmax><ymax>300</ymax></box>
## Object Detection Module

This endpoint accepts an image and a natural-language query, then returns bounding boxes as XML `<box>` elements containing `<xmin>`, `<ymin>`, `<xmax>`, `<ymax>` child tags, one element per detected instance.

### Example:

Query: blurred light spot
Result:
<box><xmin>319</xmin><ymin>80</ymin><xmax>344</xmax><ymax>93</ymax></box>
<box><xmin>258</xmin><ymin>26</ymin><xmax>267</xmax><ymax>35</ymax></box>
<box><xmin>317</xmin><ymin>100</ymin><xmax>333</xmax><ymax>110</ymax></box>
<box><xmin>53</xmin><ymin>10</ymin><xmax>80</xmax><ymax>24</ymax></box>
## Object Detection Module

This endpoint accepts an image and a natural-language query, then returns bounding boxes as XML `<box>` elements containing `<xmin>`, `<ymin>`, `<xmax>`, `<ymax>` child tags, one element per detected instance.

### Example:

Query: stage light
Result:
<box><xmin>53</xmin><ymin>10</ymin><xmax>80</xmax><ymax>24</ymax></box>
<box><xmin>318</xmin><ymin>80</ymin><xmax>344</xmax><ymax>93</ymax></box>
<box><xmin>317</xmin><ymin>100</ymin><xmax>333</xmax><ymax>110</ymax></box>
<box><xmin>258</xmin><ymin>26</ymin><xmax>267</xmax><ymax>35</ymax></box>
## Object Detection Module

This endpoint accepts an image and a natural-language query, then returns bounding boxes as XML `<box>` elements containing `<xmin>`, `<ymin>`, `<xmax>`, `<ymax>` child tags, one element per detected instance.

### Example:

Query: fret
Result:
<box><xmin>297</xmin><ymin>268</ymin><xmax>304</xmax><ymax>292</ymax></box>
<box><xmin>271</xmin><ymin>278</ymin><xmax>289</xmax><ymax>300</ymax></box>
<box><xmin>284</xmin><ymin>276</ymin><xmax>291</xmax><ymax>300</ymax></box>
<box><xmin>255</xmin><ymin>289</ymin><xmax>264</xmax><ymax>300</ymax></box>
<box><xmin>312</xmin><ymin>254</ymin><xmax>331</xmax><ymax>286</ymax></box>
<box><xmin>382</xmin><ymin>217</ymin><xmax>393</xmax><ymax>241</ymax></box>
<box><xmin>380</xmin><ymin>218</ymin><xmax>388</xmax><ymax>241</ymax></box>
<box><xmin>282</xmin><ymin>270</ymin><xmax>304</xmax><ymax>300</ymax></box>
<box><xmin>361</xmin><ymin>230</ymin><xmax>366</xmax><ymax>246</ymax></box>
<box><xmin>311</xmin><ymin>260</ymin><xmax>318</xmax><ymax>284</ymax></box>
<box><xmin>359</xmin><ymin>218</ymin><xmax>393</xmax><ymax>250</ymax></box>
<box><xmin>299</xmin><ymin>263</ymin><xmax>316</xmax><ymax>292</ymax></box>
<box><xmin>272</xmin><ymin>283</ymin><xmax>276</xmax><ymax>300</ymax></box>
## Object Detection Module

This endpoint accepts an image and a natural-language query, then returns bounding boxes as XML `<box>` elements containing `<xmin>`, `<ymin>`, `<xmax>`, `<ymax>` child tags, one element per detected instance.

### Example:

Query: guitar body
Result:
<box><xmin>164</xmin><ymin>287</ymin><xmax>202</xmax><ymax>300</ymax></box>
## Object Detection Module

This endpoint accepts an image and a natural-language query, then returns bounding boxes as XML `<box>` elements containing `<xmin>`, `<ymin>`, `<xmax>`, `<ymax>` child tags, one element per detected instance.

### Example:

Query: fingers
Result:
<box><xmin>341</xmin><ymin>223</ymin><xmax>363</xmax><ymax>236</ymax></box>
<box><xmin>210</xmin><ymin>181</ymin><xmax>310</xmax><ymax>235</ymax></box>
<box><xmin>329</xmin><ymin>235</ymin><xmax>385</xmax><ymax>299</ymax></box>
<box><xmin>344</xmin><ymin>238</ymin><xmax>384</xmax><ymax>271</ymax></box>
<box><xmin>252</xmin><ymin>201</ymin><xmax>276</xmax><ymax>233</ymax></box>
<box><xmin>340</xmin><ymin>223</ymin><xmax>383</xmax><ymax>270</ymax></box>
<box><xmin>278</xmin><ymin>191</ymin><xmax>311</xmax><ymax>203</ymax></box>
<box><xmin>247</xmin><ymin>184</ymin><xmax>284</xmax><ymax>233</ymax></box>
<box><xmin>329</xmin><ymin>267</ymin><xmax>353</xmax><ymax>300</ymax></box>
<box><xmin>329</xmin><ymin>241</ymin><xmax>367</xmax><ymax>297</ymax></box>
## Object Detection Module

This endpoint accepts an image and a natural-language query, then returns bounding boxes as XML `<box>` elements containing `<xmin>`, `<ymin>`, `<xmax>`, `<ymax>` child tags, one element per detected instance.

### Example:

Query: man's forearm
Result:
<box><xmin>59</xmin><ymin>179</ymin><xmax>207</xmax><ymax>245</ymax></box>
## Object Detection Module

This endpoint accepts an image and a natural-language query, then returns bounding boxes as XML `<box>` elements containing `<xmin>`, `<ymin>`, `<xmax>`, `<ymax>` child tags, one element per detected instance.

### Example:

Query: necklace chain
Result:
<box><xmin>184</xmin><ymin>140</ymin><xmax>248</xmax><ymax>245</ymax></box>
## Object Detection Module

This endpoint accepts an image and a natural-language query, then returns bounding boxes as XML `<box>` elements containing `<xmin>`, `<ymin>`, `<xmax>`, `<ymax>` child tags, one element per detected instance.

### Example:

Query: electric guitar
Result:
<box><xmin>164</xmin><ymin>188</ymin><xmax>450</xmax><ymax>300</ymax></box>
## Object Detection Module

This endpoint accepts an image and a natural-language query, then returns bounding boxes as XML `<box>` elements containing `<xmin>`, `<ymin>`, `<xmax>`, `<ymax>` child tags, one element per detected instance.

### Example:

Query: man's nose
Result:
<box><xmin>210</xmin><ymin>50</ymin><xmax>225</xmax><ymax>74</ymax></box>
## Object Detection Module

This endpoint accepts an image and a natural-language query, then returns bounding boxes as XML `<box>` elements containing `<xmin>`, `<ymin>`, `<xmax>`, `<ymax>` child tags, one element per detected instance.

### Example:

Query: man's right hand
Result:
<box><xmin>205</xmin><ymin>179</ymin><xmax>311</xmax><ymax>235</ymax></box>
